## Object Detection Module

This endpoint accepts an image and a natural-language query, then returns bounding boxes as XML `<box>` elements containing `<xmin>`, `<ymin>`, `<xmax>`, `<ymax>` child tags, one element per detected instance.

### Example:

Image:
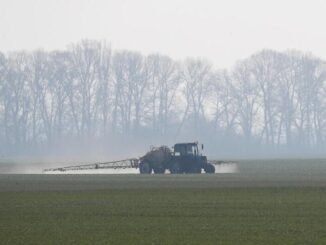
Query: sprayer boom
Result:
<box><xmin>43</xmin><ymin>158</ymin><xmax>139</xmax><ymax>173</ymax></box>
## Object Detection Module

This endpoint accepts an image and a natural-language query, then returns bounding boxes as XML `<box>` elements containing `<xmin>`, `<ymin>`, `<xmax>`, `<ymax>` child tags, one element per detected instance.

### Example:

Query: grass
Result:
<box><xmin>1</xmin><ymin>188</ymin><xmax>326</xmax><ymax>244</ymax></box>
<box><xmin>1</xmin><ymin>159</ymin><xmax>326</xmax><ymax>244</ymax></box>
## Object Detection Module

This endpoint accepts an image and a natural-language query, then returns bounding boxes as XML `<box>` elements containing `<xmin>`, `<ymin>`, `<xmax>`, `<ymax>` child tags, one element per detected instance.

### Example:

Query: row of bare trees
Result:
<box><xmin>0</xmin><ymin>40</ymin><xmax>325</xmax><ymax>156</ymax></box>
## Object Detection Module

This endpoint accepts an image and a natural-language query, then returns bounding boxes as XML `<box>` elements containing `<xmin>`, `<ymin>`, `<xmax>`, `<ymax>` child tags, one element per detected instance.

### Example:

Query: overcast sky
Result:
<box><xmin>1</xmin><ymin>0</ymin><xmax>325</xmax><ymax>68</ymax></box>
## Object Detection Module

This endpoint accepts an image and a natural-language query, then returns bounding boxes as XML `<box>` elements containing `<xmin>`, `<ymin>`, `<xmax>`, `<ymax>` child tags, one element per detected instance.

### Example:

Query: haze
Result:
<box><xmin>1</xmin><ymin>0</ymin><xmax>326</xmax><ymax>68</ymax></box>
<box><xmin>0</xmin><ymin>0</ymin><xmax>326</xmax><ymax>163</ymax></box>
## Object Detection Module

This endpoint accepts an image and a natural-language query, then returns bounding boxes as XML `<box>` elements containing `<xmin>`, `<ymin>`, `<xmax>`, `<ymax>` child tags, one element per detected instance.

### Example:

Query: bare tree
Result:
<box><xmin>209</xmin><ymin>70</ymin><xmax>238</xmax><ymax>137</ymax></box>
<box><xmin>46</xmin><ymin>51</ymin><xmax>71</xmax><ymax>145</ymax></box>
<box><xmin>95</xmin><ymin>43</ymin><xmax>112</xmax><ymax>137</ymax></box>
<box><xmin>1</xmin><ymin>41</ymin><xmax>326</xmax><ymax>156</ymax></box>
<box><xmin>250</xmin><ymin>50</ymin><xmax>284</xmax><ymax>146</ymax></box>
<box><xmin>4</xmin><ymin>52</ymin><xmax>31</xmax><ymax>152</ymax></box>
<box><xmin>112</xmin><ymin>51</ymin><xmax>147</xmax><ymax>136</ymax></box>
<box><xmin>232</xmin><ymin>61</ymin><xmax>259</xmax><ymax>143</ymax></box>
<box><xmin>0</xmin><ymin>52</ymin><xmax>8</xmax><ymax>152</ymax></box>
<box><xmin>179</xmin><ymin>58</ymin><xmax>212</xmax><ymax>138</ymax></box>
<box><xmin>146</xmin><ymin>54</ymin><xmax>181</xmax><ymax>136</ymax></box>
<box><xmin>69</xmin><ymin>40</ymin><xmax>101</xmax><ymax>141</ymax></box>
<box><xmin>293</xmin><ymin>53</ymin><xmax>326</xmax><ymax>148</ymax></box>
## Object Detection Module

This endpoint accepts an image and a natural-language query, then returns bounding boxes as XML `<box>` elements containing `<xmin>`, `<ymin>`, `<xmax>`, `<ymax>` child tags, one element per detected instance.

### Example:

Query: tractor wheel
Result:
<box><xmin>189</xmin><ymin>165</ymin><xmax>202</xmax><ymax>174</ymax></box>
<box><xmin>170</xmin><ymin>161</ymin><xmax>181</xmax><ymax>174</ymax></box>
<box><xmin>153</xmin><ymin>165</ymin><xmax>165</xmax><ymax>174</ymax></box>
<box><xmin>204</xmin><ymin>163</ymin><xmax>215</xmax><ymax>174</ymax></box>
<box><xmin>139</xmin><ymin>162</ymin><xmax>152</xmax><ymax>174</ymax></box>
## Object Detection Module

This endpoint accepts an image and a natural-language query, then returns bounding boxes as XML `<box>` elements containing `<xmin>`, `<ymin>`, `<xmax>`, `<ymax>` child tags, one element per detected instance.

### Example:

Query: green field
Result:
<box><xmin>1</xmin><ymin>159</ymin><xmax>326</xmax><ymax>244</ymax></box>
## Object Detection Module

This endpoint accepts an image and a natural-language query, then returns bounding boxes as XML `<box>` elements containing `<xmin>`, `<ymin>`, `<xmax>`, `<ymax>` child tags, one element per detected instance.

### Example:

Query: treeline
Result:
<box><xmin>0</xmin><ymin>40</ymin><xmax>325</xmax><ymax>156</ymax></box>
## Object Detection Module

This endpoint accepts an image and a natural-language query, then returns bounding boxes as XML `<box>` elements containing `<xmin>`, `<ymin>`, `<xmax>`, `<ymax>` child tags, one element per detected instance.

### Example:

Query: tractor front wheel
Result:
<box><xmin>204</xmin><ymin>163</ymin><xmax>215</xmax><ymax>174</ymax></box>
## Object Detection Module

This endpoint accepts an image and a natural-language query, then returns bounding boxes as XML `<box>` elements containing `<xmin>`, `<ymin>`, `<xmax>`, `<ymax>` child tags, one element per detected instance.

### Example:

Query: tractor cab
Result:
<box><xmin>173</xmin><ymin>142</ymin><xmax>203</xmax><ymax>157</ymax></box>
<box><xmin>169</xmin><ymin>142</ymin><xmax>211</xmax><ymax>173</ymax></box>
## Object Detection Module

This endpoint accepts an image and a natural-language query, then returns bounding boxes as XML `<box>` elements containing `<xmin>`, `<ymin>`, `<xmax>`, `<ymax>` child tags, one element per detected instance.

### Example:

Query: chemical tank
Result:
<box><xmin>139</xmin><ymin>146</ymin><xmax>171</xmax><ymax>174</ymax></box>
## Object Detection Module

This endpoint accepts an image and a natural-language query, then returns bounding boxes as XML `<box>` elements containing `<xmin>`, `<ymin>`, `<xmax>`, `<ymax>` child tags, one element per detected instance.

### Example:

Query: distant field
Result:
<box><xmin>1</xmin><ymin>159</ymin><xmax>326</xmax><ymax>244</ymax></box>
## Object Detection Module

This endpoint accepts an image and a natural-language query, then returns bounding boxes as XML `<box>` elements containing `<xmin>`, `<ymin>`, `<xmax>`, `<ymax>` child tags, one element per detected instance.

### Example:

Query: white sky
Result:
<box><xmin>0</xmin><ymin>0</ymin><xmax>325</xmax><ymax>68</ymax></box>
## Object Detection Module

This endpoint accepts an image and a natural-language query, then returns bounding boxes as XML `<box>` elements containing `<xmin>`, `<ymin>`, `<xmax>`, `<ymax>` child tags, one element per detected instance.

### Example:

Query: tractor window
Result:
<box><xmin>186</xmin><ymin>145</ymin><xmax>193</xmax><ymax>155</ymax></box>
<box><xmin>174</xmin><ymin>145</ymin><xmax>185</xmax><ymax>155</ymax></box>
<box><xmin>174</xmin><ymin>144</ymin><xmax>197</xmax><ymax>156</ymax></box>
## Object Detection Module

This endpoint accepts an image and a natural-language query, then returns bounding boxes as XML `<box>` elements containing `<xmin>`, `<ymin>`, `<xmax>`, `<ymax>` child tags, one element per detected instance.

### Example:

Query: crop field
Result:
<box><xmin>1</xmin><ymin>159</ymin><xmax>326</xmax><ymax>244</ymax></box>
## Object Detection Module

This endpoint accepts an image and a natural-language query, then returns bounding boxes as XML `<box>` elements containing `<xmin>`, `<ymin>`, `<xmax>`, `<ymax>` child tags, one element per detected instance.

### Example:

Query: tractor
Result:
<box><xmin>139</xmin><ymin>142</ymin><xmax>215</xmax><ymax>174</ymax></box>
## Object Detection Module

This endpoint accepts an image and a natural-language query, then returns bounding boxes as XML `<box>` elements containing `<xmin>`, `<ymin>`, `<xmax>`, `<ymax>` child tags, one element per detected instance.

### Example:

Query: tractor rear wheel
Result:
<box><xmin>204</xmin><ymin>163</ymin><xmax>215</xmax><ymax>174</ymax></box>
<box><xmin>170</xmin><ymin>161</ymin><xmax>181</xmax><ymax>174</ymax></box>
<box><xmin>139</xmin><ymin>162</ymin><xmax>152</xmax><ymax>174</ymax></box>
<box><xmin>189</xmin><ymin>165</ymin><xmax>202</xmax><ymax>174</ymax></box>
<box><xmin>153</xmin><ymin>165</ymin><xmax>165</xmax><ymax>174</ymax></box>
